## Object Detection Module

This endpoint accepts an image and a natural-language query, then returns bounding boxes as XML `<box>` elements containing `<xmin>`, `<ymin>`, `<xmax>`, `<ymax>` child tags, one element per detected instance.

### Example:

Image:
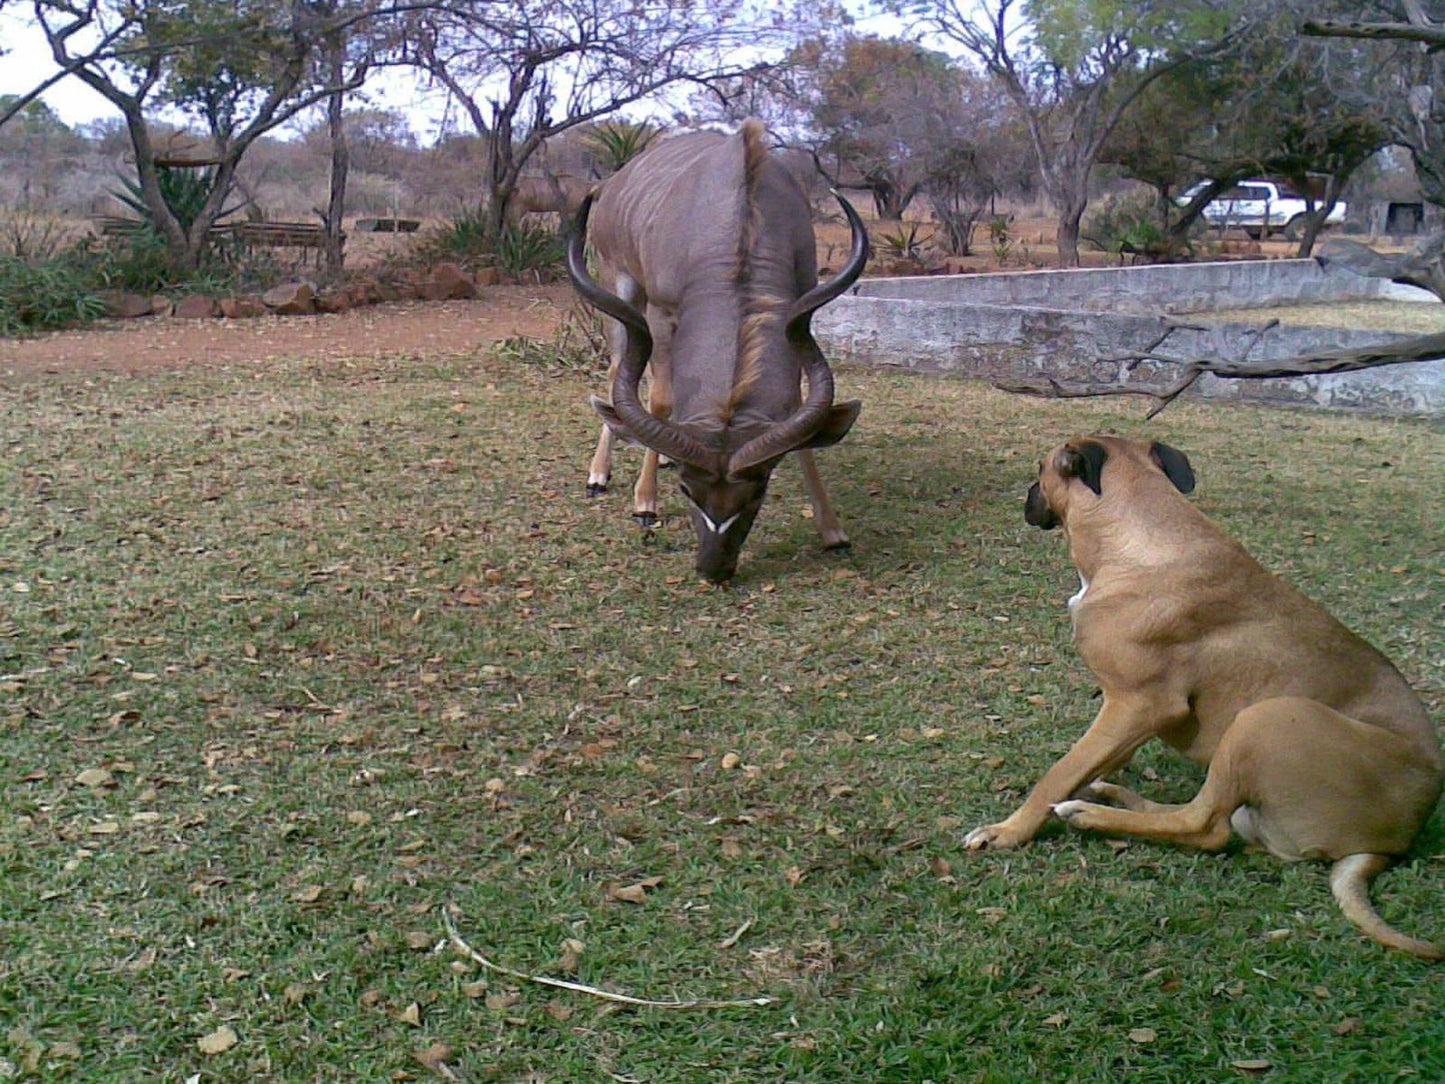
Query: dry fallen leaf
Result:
<box><xmin>604</xmin><ymin>876</ymin><xmax>662</xmax><ymax>904</ymax></box>
<box><xmin>398</xmin><ymin>1002</ymin><xmax>422</xmax><ymax>1026</ymax></box>
<box><xmin>1333</xmin><ymin>1017</ymin><xmax>1359</xmax><ymax>1036</ymax></box>
<box><xmin>283</xmin><ymin>983</ymin><xmax>312</xmax><ymax>1004</ymax></box>
<box><xmin>720</xmin><ymin>752</ymin><xmax>741</xmax><ymax>770</ymax></box>
<box><xmin>1128</xmin><ymin>1028</ymin><xmax>1157</xmax><ymax>1044</ymax></box>
<box><xmin>196</xmin><ymin>1026</ymin><xmax>238</xmax><ymax>1055</ymax></box>
<box><xmin>485</xmin><ymin>991</ymin><xmax>520</xmax><ymax>1012</ymax></box>
<box><xmin>1232</xmin><ymin>1059</ymin><xmax>1271</xmax><ymax>1073</ymax></box>
<box><xmin>1042</xmin><ymin>1013</ymin><xmax>1068</xmax><ymax>1028</ymax></box>
<box><xmin>125</xmin><ymin>946</ymin><xmax>157</xmax><ymax>973</ymax></box>
<box><xmin>291</xmin><ymin>884</ymin><xmax>324</xmax><ymax>904</ymax></box>
<box><xmin>404</xmin><ymin>931</ymin><xmax>434</xmax><ymax>951</ymax></box>
<box><xmin>414</xmin><ymin>1043</ymin><xmax>453</xmax><ymax>1071</ymax></box>
<box><xmin>461</xmin><ymin>981</ymin><xmax>488</xmax><ymax>998</ymax></box>
<box><xmin>75</xmin><ymin>768</ymin><xmax>114</xmax><ymax>788</ymax></box>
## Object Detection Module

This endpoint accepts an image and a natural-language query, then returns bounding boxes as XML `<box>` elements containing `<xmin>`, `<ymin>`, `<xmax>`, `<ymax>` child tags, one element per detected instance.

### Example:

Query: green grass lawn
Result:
<box><xmin>2</xmin><ymin>347</ymin><xmax>1442</xmax><ymax>1082</ymax></box>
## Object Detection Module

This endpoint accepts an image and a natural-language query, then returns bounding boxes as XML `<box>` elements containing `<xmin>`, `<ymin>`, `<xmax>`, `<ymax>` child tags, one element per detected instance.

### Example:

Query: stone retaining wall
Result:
<box><xmin>812</xmin><ymin>259</ymin><xmax>1445</xmax><ymax>415</ymax></box>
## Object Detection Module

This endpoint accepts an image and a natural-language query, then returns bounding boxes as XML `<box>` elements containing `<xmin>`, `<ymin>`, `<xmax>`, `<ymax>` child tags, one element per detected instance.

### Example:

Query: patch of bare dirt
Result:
<box><xmin>0</xmin><ymin>283</ymin><xmax>574</xmax><ymax>381</ymax></box>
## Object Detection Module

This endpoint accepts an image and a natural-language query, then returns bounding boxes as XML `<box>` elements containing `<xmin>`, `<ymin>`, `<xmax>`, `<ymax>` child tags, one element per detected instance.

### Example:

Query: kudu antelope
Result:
<box><xmin>566</xmin><ymin>122</ymin><xmax>868</xmax><ymax>584</ymax></box>
<box><xmin>511</xmin><ymin>174</ymin><xmax>591</xmax><ymax>220</ymax></box>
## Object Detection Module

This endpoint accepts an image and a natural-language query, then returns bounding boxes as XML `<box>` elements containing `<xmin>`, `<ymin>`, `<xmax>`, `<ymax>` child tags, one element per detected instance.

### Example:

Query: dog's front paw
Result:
<box><xmin>963</xmin><ymin>822</ymin><xmax>1030</xmax><ymax>851</ymax></box>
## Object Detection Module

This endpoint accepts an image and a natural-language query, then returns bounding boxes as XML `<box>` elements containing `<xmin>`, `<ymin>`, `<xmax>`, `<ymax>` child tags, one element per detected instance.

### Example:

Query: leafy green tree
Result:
<box><xmin>26</xmin><ymin>0</ymin><xmax>406</xmax><ymax>267</ymax></box>
<box><xmin>1103</xmin><ymin>7</ymin><xmax>1391</xmax><ymax>257</ymax></box>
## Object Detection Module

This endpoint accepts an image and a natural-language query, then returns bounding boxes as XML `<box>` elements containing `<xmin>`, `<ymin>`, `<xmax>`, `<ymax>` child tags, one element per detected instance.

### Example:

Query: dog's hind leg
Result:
<box><xmin>1054</xmin><ymin>768</ymin><xmax>1237</xmax><ymax>851</ymax></box>
<box><xmin>1079</xmin><ymin>780</ymin><xmax>1176</xmax><ymax>814</ymax></box>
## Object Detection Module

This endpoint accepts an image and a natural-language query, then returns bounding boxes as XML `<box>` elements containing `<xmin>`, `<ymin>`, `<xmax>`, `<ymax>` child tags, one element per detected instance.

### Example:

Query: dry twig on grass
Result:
<box><xmin>442</xmin><ymin>909</ymin><xmax>775</xmax><ymax>1011</ymax></box>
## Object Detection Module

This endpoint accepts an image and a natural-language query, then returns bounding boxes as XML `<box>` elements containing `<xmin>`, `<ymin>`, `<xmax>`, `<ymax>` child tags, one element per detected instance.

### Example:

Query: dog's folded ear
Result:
<box><xmin>1058</xmin><ymin>440</ymin><xmax>1107</xmax><ymax>496</ymax></box>
<box><xmin>1149</xmin><ymin>442</ymin><xmax>1196</xmax><ymax>494</ymax></box>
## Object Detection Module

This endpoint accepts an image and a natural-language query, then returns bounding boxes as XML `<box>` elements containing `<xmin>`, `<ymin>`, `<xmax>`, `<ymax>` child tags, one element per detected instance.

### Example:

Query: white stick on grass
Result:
<box><xmin>442</xmin><ymin>909</ymin><xmax>774</xmax><ymax>1010</ymax></box>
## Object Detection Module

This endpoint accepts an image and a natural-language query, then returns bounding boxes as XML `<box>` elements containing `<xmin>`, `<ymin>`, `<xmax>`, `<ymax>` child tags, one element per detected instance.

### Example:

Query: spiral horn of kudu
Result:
<box><xmin>566</xmin><ymin>194</ymin><xmax>712</xmax><ymax>466</ymax></box>
<box><xmin>726</xmin><ymin>191</ymin><xmax>868</xmax><ymax>474</ymax></box>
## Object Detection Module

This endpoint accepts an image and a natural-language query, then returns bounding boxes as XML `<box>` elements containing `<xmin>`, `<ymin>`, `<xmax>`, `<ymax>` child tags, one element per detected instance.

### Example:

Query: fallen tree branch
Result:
<box><xmin>1301</xmin><ymin>18</ymin><xmax>1445</xmax><ymax>49</ymax></box>
<box><xmin>442</xmin><ymin>909</ymin><xmax>775</xmax><ymax>1010</ymax></box>
<box><xmin>1317</xmin><ymin>237</ymin><xmax>1445</xmax><ymax>303</ymax></box>
<box><xmin>997</xmin><ymin>324</ymin><xmax>1445</xmax><ymax>419</ymax></box>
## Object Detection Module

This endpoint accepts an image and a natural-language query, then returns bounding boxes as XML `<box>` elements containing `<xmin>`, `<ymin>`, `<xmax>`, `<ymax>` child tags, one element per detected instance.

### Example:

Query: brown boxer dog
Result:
<box><xmin>964</xmin><ymin>435</ymin><xmax>1442</xmax><ymax>958</ymax></box>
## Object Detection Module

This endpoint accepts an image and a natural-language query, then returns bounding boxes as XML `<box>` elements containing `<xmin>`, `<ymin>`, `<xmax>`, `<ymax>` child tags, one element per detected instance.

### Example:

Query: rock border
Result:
<box><xmin>100</xmin><ymin>262</ymin><xmax>505</xmax><ymax>322</ymax></box>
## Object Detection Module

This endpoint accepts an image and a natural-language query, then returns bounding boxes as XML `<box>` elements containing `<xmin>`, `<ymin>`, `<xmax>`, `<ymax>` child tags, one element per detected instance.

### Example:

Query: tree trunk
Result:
<box><xmin>120</xmin><ymin>108</ymin><xmax>188</xmax><ymax>262</ymax></box>
<box><xmin>184</xmin><ymin>157</ymin><xmax>242</xmax><ymax>269</ymax></box>
<box><xmin>871</xmin><ymin>179</ymin><xmax>906</xmax><ymax>221</ymax></box>
<box><xmin>1054</xmin><ymin>183</ymin><xmax>1088</xmax><ymax>268</ymax></box>
<box><xmin>926</xmin><ymin>191</ymin><xmax>982</xmax><ymax>256</ymax></box>
<box><xmin>1295</xmin><ymin>216</ymin><xmax>1323</xmax><ymax>257</ymax></box>
<box><xmin>322</xmin><ymin>36</ymin><xmax>350</xmax><ymax>274</ymax></box>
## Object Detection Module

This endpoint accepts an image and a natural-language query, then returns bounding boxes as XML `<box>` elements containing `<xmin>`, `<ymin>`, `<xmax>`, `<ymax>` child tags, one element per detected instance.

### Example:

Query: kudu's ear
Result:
<box><xmin>1057</xmin><ymin>440</ymin><xmax>1107</xmax><ymax>496</ymax></box>
<box><xmin>795</xmin><ymin>400</ymin><xmax>861</xmax><ymax>451</ymax></box>
<box><xmin>1149</xmin><ymin>441</ymin><xmax>1195</xmax><ymax>494</ymax></box>
<box><xmin>589</xmin><ymin>395</ymin><xmax>644</xmax><ymax>446</ymax></box>
<box><xmin>729</xmin><ymin>400</ymin><xmax>861</xmax><ymax>474</ymax></box>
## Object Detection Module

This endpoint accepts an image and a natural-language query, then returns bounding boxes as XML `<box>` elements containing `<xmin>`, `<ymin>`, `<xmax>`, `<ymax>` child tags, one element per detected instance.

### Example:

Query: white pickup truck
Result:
<box><xmin>1181</xmin><ymin>179</ymin><xmax>1347</xmax><ymax>240</ymax></box>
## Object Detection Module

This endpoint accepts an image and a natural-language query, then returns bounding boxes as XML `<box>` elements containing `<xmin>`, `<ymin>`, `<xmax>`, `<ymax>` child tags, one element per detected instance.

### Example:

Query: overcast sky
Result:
<box><xmin>0</xmin><ymin>12</ymin><xmax>113</xmax><ymax>124</ymax></box>
<box><xmin>0</xmin><ymin>8</ymin><xmax>464</xmax><ymax>136</ymax></box>
<box><xmin>0</xmin><ymin>3</ymin><xmax>909</xmax><ymax>135</ymax></box>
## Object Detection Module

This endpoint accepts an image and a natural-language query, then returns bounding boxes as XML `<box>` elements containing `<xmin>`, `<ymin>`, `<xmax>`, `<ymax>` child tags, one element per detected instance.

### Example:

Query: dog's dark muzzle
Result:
<box><xmin>1024</xmin><ymin>482</ymin><xmax>1059</xmax><ymax>530</ymax></box>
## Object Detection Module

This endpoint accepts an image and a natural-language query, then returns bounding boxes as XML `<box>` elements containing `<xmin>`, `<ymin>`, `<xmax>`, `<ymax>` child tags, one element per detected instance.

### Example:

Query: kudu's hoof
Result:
<box><xmin>586</xmin><ymin>482</ymin><xmax>608</xmax><ymax>498</ymax></box>
<box><xmin>632</xmin><ymin>512</ymin><xmax>659</xmax><ymax>529</ymax></box>
<box><xmin>823</xmin><ymin>538</ymin><xmax>852</xmax><ymax>552</ymax></box>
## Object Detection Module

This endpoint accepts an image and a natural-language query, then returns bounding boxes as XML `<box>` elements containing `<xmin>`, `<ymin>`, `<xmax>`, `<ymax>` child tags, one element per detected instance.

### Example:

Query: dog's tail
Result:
<box><xmin>1330</xmin><ymin>853</ymin><xmax>1442</xmax><ymax>960</ymax></box>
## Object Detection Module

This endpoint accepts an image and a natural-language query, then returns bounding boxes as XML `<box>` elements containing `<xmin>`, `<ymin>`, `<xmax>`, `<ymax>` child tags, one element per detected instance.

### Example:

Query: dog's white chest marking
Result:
<box><xmin>1067</xmin><ymin>574</ymin><xmax>1090</xmax><ymax>612</ymax></box>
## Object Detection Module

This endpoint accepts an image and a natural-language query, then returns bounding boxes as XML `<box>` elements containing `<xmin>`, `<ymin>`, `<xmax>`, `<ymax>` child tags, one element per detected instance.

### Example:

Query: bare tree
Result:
<box><xmin>1302</xmin><ymin>1</ymin><xmax>1445</xmax><ymax>211</ymax></box>
<box><xmin>918</xmin><ymin>70</ymin><xmax>1031</xmax><ymax>255</ymax></box>
<box><xmin>897</xmin><ymin>0</ymin><xmax>1249</xmax><ymax>266</ymax></box>
<box><xmin>0</xmin><ymin>0</ymin><xmax>140</xmax><ymax>130</ymax></box>
<box><xmin>780</xmin><ymin>34</ymin><xmax>964</xmax><ymax>221</ymax></box>
<box><xmin>406</xmin><ymin>0</ymin><xmax>777</xmax><ymax>236</ymax></box>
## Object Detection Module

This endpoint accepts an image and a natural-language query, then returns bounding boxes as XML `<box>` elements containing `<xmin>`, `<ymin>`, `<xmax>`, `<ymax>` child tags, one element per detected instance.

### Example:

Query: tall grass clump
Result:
<box><xmin>0</xmin><ymin>251</ymin><xmax>106</xmax><ymax>334</ymax></box>
<box><xmin>414</xmin><ymin>207</ymin><xmax>565</xmax><ymax>282</ymax></box>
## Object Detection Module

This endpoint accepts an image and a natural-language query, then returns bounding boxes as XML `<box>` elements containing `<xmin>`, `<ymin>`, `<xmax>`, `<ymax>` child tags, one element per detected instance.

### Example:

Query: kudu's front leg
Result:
<box><xmin>587</xmin><ymin>423</ymin><xmax>615</xmax><ymax>497</ymax></box>
<box><xmin>796</xmin><ymin>449</ymin><xmax>849</xmax><ymax>550</ymax></box>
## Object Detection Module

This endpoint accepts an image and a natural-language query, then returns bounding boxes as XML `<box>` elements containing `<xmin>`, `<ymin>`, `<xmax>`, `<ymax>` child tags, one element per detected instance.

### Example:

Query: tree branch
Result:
<box><xmin>997</xmin><ymin>323</ymin><xmax>1445</xmax><ymax>419</ymax></box>
<box><xmin>1301</xmin><ymin>19</ymin><xmax>1445</xmax><ymax>49</ymax></box>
